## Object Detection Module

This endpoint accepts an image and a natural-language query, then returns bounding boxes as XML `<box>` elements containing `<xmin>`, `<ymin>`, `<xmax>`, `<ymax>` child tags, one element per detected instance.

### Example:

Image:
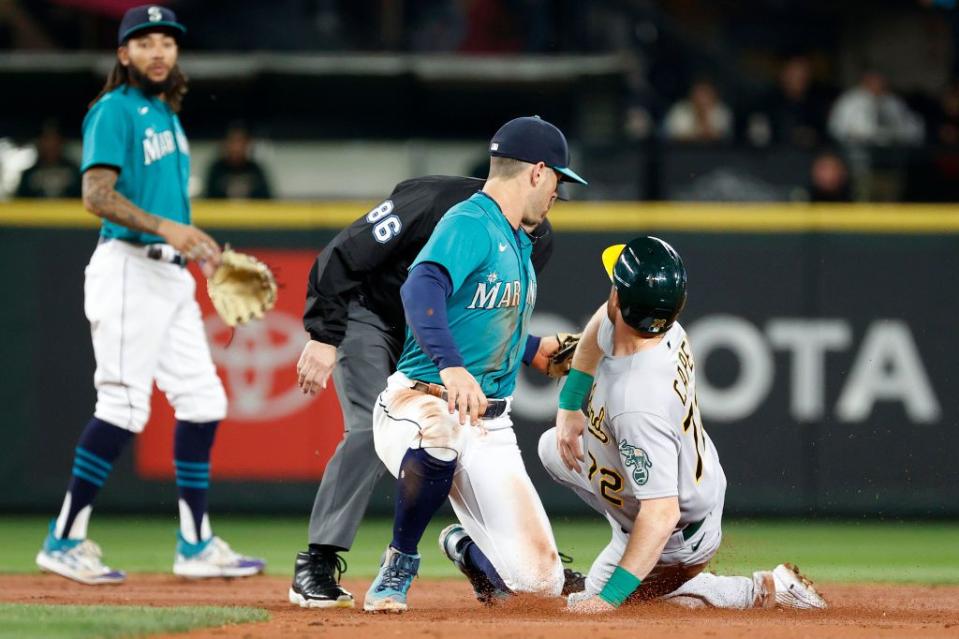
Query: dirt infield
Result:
<box><xmin>1</xmin><ymin>574</ymin><xmax>957</xmax><ymax>639</ymax></box>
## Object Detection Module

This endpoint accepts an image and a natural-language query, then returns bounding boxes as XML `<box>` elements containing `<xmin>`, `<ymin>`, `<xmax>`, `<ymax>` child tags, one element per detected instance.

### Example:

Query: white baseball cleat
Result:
<box><xmin>173</xmin><ymin>533</ymin><xmax>266</xmax><ymax>578</ymax></box>
<box><xmin>36</xmin><ymin>521</ymin><xmax>126</xmax><ymax>586</ymax></box>
<box><xmin>771</xmin><ymin>563</ymin><xmax>827</xmax><ymax>609</ymax></box>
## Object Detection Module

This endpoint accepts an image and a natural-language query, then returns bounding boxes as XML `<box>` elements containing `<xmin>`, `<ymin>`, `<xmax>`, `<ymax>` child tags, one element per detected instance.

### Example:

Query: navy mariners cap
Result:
<box><xmin>489</xmin><ymin>116</ymin><xmax>588</xmax><ymax>186</ymax></box>
<box><xmin>118</xmin><ymin>5</ymin><xmax>186</xmax><ymax>45</ymax></box>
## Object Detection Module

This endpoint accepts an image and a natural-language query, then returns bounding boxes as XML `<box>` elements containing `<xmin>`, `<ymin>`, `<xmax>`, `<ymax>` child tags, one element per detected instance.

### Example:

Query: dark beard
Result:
<box><xmin>128</xmin><ymin>64</ymin><xmax>175</xmax><ymax>96</ymax></box>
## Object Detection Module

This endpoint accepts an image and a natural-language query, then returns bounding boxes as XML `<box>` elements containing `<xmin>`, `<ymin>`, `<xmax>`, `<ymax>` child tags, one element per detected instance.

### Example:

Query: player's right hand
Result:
<box><xmin>556</xmin><ymin>408</ymin><xmax>586</xmax><ymax>472</ymax></box>
<box><xmin>297</xmin><ymin>340</ymin><xmax>337</xmax><ymax>395</ymax></box>
<box><xmin>158</xmin><ymin>219</ymin><xmax>221</xmax><ymax>265</ymax></box>
<box><xmin>439</xmin><ymin>367</ymin><xmax>488</xmax><ymax>426</ymax></box>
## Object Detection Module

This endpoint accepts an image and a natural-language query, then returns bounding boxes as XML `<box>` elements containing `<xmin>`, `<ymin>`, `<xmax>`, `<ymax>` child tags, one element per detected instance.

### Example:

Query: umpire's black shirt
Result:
<box><xmin>304</xmin><ymin>175</ymin><xmax>555</xmax><ymax>346</ymax></box>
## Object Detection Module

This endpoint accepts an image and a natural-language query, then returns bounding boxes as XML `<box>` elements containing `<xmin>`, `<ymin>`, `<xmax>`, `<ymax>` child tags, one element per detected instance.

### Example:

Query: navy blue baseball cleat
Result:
<box><xmin>438</xmin><ymin>524</ymin><xmax>510</xmax><ymax>604</ymax></box>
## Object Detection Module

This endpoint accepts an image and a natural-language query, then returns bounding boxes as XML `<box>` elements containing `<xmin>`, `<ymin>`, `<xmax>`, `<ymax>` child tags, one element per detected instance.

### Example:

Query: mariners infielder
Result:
<box><xmin>362</xmin><ymin>116</ymin><xmax>587</xmax><ymax>612</ymax></box>
<box><xmin>290</xmin><ymin>175</ymin><xmax>558</xmax><ymax>608</ymax></box>
<box><xmin>539</xmin><ymin>236</ymin><xmax>827</xmax><ymax>613</ymax></box>
<box><xmin>35</xmin><ymin>5</ymin><xmax>264</xmax><ymax>585</ymax></box>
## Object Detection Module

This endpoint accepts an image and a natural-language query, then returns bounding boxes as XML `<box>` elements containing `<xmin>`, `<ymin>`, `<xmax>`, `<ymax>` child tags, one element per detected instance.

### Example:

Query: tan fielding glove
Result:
<box><xmin>207</xmin><ymin>248</ymin><xmax>278</xmax><ymax>327</ymax></box>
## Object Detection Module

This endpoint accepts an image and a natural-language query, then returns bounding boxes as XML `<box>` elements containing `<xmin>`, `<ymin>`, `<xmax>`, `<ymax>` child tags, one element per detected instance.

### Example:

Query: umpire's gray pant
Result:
<box><xmin>307</xmin><ymin>300</ymin><xmax>402</xmax><ymax>550</ymax></box>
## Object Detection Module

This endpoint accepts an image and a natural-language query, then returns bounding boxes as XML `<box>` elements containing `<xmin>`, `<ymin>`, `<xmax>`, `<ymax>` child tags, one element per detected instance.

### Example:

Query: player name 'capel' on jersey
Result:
<box><xmin>672</xmin><ymin>336</ymin><xmax>695</xmax><ymax>406</ymax></box>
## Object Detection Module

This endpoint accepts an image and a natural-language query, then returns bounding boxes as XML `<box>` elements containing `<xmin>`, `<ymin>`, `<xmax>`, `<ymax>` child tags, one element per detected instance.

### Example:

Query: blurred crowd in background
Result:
<box><xmin>4</xmin><ymin>0</ymin><xmax>959</xmax><ymax>202</ymax></box>
<box><xmin>3</xmin><ymin>118</ymin><xmax>274</xmax><ymax>200</ymax></box>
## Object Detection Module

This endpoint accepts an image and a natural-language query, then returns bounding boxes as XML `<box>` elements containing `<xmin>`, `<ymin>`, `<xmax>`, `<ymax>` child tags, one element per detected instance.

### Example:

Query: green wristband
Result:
<box><xmin>558</xmin><ymin>368</ymin><xmax>594</xmax><ymax>411</ymax></box>
<box><xmin>598</xmin><ymin>566</ymin><xmax>642</xmax><ymax>608</ymax></box>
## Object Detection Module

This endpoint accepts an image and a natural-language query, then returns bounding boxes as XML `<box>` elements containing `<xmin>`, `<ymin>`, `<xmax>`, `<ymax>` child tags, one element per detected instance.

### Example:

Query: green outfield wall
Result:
<box><xmin>1</xmin><ymin>200</ymin><xmax>957</xmax><ymax>517</ymax></box>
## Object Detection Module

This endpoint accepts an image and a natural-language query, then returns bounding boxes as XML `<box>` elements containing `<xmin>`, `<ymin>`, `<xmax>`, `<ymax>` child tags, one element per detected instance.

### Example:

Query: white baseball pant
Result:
<box><xmin>538</xmin><ymin>427</ymin><xmax>763</xmax><ymax>608</ymax></box>
<box><xmin>373</xmin><ymin>371</ymin><xmax>564</xmax><ymax>596</ymax></box>
<box><xmin>85</xmin><ymin>239</ymin><xmax>227</xmax><ymax>433</ymax></box>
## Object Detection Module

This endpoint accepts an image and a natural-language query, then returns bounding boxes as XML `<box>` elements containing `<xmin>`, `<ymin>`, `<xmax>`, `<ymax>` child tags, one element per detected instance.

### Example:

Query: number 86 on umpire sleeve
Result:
<box><xmin>366</xmin><ymin>200</ymin><xmax>402</xmax><ymax>243</ymax></box>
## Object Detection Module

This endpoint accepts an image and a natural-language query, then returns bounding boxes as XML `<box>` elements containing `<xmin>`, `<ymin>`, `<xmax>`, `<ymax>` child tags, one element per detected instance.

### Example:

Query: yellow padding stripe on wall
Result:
<box><xmin>3</xmin><ymin>199</ymin><xmax>959</xmax><ymax>233</ymax></box>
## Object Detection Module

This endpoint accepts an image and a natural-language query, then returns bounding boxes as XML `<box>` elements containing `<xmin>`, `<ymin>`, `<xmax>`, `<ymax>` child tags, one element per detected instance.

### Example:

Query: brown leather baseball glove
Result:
<box><xmin>531</xmin><ymin>332</ymin><xmax>582</xmax><ymax>378</ymax></box>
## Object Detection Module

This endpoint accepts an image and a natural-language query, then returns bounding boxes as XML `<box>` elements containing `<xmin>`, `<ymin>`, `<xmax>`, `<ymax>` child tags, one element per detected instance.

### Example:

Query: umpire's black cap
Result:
<box><xmin>118</xmin><ymin>5</ymin><xmax>186</xmax><ymax>45</ymax></box>
<box><xmin>489</xmin><ymin>116</ymin><xmax>588</xmax><ymax>185</ymax></box>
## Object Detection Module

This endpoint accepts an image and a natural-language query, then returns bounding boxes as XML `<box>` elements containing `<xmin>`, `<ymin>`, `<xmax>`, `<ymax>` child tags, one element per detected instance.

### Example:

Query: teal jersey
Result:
<box><xmin>81</xmin><ymin>85</ymin><xmax>191</xmax><ymax>244</ymax></box>
<box><xmin>397</xmin><ymin>192</ymin><xmax>536</xmax><ymax>398</ymax></box>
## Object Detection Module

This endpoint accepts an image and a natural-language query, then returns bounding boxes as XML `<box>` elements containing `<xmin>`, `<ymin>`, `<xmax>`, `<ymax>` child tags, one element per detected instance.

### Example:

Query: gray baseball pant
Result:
<box><xmin>307</xmin><ymin>301</ymin><xmax>402</xmax><ymax>550</ymax></box>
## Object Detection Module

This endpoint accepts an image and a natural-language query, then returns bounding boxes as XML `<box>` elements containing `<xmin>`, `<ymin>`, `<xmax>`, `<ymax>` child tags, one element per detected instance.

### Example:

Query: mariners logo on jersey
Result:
<box><xmin>143</xmin><ymin>127</ymin><xmax>176</xmax><ymax>165</ymax></box>
<box><xmin>467</xmin><ymin>274</ymin><xmax>534</xmax><ymax>310</ymax></box>
<box><xmin>397</xmin><ymin>191</ymin><xmax>536</xmax><ymax>398</ymax></box>
<box><xmin>141</xmin><ymin>121</ymin><xmax>189</xmax><ymax>166</ymax></box>
<box><xmin>619</xmin><ymin>439</ymin><xmax>652</xmax><ymax>485</ymax></box>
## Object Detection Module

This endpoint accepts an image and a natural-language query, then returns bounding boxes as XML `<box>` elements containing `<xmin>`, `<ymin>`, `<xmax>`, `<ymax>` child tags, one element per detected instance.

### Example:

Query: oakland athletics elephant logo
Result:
<box><xmin>619</xmin><ymin>439</ymin><xmax>652</xmax><ymax>485</ymax></box>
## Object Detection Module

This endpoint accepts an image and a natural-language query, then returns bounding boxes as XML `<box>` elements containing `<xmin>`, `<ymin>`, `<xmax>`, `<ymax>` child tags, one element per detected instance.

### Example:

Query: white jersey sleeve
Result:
<box><xmin>597</xmin><ymin>315</ymin><xmax>614</xmax><ymax>357</ymax></box>
<box><xmin>609</xmin><ymin>411</ymin><xmax>680</xmax><ymax>500</ymax></box>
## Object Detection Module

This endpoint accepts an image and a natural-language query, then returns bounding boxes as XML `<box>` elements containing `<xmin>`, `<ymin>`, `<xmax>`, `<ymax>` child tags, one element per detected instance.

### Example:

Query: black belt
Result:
<box><xmin>410</xmin><ymin>380</ymin><xmax>508</xmax><ymax>419</ymax></box>
<box><xmin>681</xmin><ymin>516</ymin><xmax>707</xmax><ymax>541</ymax></box>
<box><xmin>99</xmin><ymin>237</ymin><xmax>187</xmax><ymax>267</ymax></box>
<box><xmin>145</xmin><ymin>245</ymin><xmax>187</xmax><ymax>267</ymax></box>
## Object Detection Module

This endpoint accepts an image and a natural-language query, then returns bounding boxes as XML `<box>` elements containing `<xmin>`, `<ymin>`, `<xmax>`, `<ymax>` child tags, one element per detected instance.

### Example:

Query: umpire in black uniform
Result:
<box><xmin>289</xmin><ymin>175</ymin><xmax>556</xmax><ymax>608</ymax></box>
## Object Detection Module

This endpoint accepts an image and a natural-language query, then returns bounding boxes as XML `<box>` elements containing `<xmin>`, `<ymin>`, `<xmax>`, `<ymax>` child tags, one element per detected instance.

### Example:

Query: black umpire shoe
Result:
<box><xmin>289</xmin><ymin>549</ymin><xmax>354</xmax><ymax>608</ymax></box>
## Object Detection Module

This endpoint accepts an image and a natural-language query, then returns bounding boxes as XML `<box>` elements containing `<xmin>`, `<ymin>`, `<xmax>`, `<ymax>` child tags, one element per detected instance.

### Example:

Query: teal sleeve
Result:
<box><xmin>412</xmin><ymin>214</ymin><xmax>492</xmax><ymax>292</ymax></box>
<box><xmin>81</xmin><ymin>98</ymin><xmax>129</xmax><ymax>172</ymax></box>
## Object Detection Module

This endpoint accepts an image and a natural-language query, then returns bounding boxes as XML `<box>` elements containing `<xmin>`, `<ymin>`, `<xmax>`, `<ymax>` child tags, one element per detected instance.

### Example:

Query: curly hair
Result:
<box><xmin>90</xmin><ymin>60</ymin><xmax>188</xmax><ymax>113</ymax></box>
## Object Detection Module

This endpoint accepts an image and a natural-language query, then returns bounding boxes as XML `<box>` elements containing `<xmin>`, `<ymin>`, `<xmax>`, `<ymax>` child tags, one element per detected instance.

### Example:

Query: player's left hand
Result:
<box><xmin>530</xmin><ymin>332</ymin><xmax>581</xmax><ymax>378</ymax></box>
<box><xmin>539</xmin><ymin>334</ymin><xmax>562</xmax><ymax>356</ymax></box>
<box><xmin>529</xmin><ymin>334</ymin><xmax>560</xmax><ymax>376</ymax></box>
<box><xmin>566</xmin><ymin>594</ymin><xmax>616</xmax><ymax>614</ymax></box>
<box><xmin>556</xmin><ymin>408</ymin><xmax>586</xmax><ymax>472</ymax></box>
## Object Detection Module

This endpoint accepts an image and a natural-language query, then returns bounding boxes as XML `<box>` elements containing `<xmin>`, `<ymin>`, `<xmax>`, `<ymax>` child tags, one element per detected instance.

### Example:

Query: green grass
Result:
<box><xmin>0</xmin><ymin>603</ymin><xmax>267</xmax><ymax>639</ymax></box>
<box><xmin>2</xmin><ymin>516</ymin><xmax>957</xmax><ymax>584</ymax></box>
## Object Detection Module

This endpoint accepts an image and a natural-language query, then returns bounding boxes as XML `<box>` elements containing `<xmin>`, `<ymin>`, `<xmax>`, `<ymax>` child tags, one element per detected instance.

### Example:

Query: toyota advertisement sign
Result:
<box><xmin>3</xmin><ymin>225</ymin><xmax>956</xmax><ymax>516</ymax></box>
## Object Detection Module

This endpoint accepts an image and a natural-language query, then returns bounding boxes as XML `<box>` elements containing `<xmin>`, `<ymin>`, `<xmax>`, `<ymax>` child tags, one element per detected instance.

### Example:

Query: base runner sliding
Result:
<box><xmin>539</xmin><ymin>236</ymin><xmax>828</xmax><ymax>614</ymax></box>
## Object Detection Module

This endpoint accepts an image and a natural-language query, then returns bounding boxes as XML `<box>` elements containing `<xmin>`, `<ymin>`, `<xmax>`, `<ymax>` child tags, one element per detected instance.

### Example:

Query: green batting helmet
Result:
<box><xmin>601</xmin><ymin>236</ymin><xmax>687</xmax><ymax>334</ymax></box>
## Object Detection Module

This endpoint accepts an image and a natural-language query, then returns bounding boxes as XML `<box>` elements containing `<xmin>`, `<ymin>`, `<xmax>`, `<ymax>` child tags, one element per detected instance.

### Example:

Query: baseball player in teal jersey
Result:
<box><xmin>364</xmin><ymin>116</ymin><xmax>587</xmax><ymax>612</ymax></box>
<box><xmin>35</xmin><ymin>5</ymin><xmax>264</xmax><ymax>585</ymax></box>
<box><xmin>392</xmin><ymin>196</ymin><xmax>535</xmax><ymax>398</ymax></box>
